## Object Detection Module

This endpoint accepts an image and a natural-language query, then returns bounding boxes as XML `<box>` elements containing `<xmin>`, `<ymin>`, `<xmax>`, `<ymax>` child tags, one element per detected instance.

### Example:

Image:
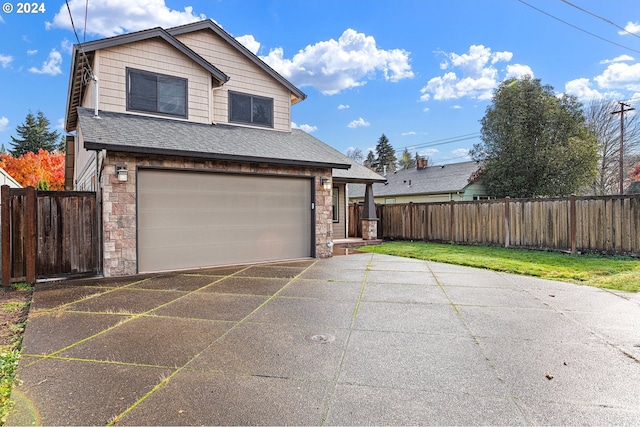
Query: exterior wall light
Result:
<box><xmin>321</xmin><ymin>177</ymin><xmax>332</xmax><ymax>191</ymax></box>
<box><xmin>116</xmin><ymin>165</ymin><xmax>128</xmax><ymax>182</ymax></box>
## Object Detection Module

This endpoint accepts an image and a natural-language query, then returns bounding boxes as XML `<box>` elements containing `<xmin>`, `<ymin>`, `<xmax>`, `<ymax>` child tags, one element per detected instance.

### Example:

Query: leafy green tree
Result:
<box><xmin>398</xmin><ymin>147</ymin><xmax>416</xmax><ymax>170</ymax></box>
<box><xmin>470</xmin><ymin>76</ymin><xmax>598</xmax><ymax>197</ymax></box>
<box><xmin>363</xmin><ymin>150</ymin><xmax>376</xmax><ymax>170</ymax></box>
<box><xmin>10</xmin><ymin>111</ymin><xmax>60</xmax><ymax>157</ymax></box>
<box><xmin>374</xmin><ymin>133</ymin><xmax>397</xmax><ymax>173</ymax></box>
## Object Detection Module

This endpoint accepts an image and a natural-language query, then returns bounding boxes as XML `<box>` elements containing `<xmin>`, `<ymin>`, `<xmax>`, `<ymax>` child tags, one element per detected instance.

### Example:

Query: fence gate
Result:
<box><xmin>1</xmin><ymin>185</ymin><xmax>99</xmax><ymax>285</ymax></box>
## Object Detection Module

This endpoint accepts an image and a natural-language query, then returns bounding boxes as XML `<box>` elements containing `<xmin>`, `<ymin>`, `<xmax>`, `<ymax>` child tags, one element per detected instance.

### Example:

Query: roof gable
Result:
<box><xmin>65</xmin><ymin>26</ymin><xmax>229</xmax><ymax>132</ymax></box>
<box><xmin>166</xmin><ymin>20</ymin><xmax>306</xmax><ymax>104</ymax></box>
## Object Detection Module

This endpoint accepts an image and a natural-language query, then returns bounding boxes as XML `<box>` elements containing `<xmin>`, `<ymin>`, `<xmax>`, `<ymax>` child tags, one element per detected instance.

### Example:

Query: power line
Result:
<box><xmin>83</xmin><ymin>0</ymin><xmax>89</xmax><ymax>42</ymax></box>
<box><xmin>517</xmin><ymin>0</ymin><xmax>640</xmax><ymax>55</ymax></box>
<box><xmin>395</xmin><ymin>132</ymin><xmax>481</xmax><ymax>154</ymax></box>
<box><xmin>560</xmin><ymin>0</ymin><xmax>640</xmax><ymax>41</ymax></box>
<box><xmin>66</xmin><ymin>0</ymin><xmax>93</xmax><ymax>75</ymax></box>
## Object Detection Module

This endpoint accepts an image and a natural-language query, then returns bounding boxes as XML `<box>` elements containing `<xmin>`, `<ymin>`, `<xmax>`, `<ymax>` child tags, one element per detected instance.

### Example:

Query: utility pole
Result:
<box><xmin>611</xmin><ymin>102</ymin><xmax>635</xmax><ymax>194</ymax></box>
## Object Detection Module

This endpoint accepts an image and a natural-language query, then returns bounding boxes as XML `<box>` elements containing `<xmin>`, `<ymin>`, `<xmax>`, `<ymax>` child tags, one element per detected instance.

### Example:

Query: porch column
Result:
<box><xmin>361</xmin><ymin>183</ymin><xmax>378</xmax><ymax>240</ymax></box>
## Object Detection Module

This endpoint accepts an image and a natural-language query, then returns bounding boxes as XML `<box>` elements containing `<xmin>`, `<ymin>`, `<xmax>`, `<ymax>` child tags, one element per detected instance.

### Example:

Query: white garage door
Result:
<box><xmin>137</xmin><ymin>169</ymin><xmax>313</xmax><ymax>273</ymax></box>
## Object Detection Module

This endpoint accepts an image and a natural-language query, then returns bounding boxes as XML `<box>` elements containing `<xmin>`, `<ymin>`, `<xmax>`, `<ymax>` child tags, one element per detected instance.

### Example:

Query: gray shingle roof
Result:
<box><xmin>332</xmin><ymin>160</ymin><xmax>386</xmax><ymax>183</ymax></box>
<box><xmin>348</xmin><ymin>161</ymin><xmax>482</xmax><ymax>198</ymax></box>
<box><xmin>78</xmin><ymin>108</ymin><xmax>354</xmax><ymax>169</ymax></box>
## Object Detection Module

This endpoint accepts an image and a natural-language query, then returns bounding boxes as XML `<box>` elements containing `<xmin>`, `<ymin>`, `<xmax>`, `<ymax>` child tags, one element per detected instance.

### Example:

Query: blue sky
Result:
<box><xmin>1</xmin><ymin>0</ymin><xmax>639</xmax><ymax>164</ymax></box>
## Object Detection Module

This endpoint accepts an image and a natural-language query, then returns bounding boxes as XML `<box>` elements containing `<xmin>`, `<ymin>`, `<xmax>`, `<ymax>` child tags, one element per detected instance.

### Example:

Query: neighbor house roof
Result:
<box><xmin>332</xmin><ymin>160</ymin><xmax>385</xmax><ymax>183</ymax></box>
<box><xmin>0</xmin><ymin>167</ymin><xmax>21</xmax><ymax>188</ymax></box>
<box><xmin>348</xmin><ymin>161</ymin><xmax>482</xmax><ymax>198</ymax></box>
<box><xmin>76</xmin><ymin>107</ymin><xmax>352</xmax><ymax>170</ymax></box>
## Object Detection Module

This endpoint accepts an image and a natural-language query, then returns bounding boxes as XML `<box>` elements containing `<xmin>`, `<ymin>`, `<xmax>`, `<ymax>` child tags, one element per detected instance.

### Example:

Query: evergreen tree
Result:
<box><xmin>363</xmin><ymin>150</ymin><xmax>376</xmax><ymax>170</ymax></box>
<box><xmin>374</xmin><ymin>133</ymin><xmax>397</xmax><ymax>173</ymax></box>
<box><xmin>398</xmin><ymin>148</ymin><xmax>416</xmax><ymax>170</ymax></box>
<box><xmin>10</xmin><ymin>111</ymin><xmax>60</xmax><ymax>157</ymax></box>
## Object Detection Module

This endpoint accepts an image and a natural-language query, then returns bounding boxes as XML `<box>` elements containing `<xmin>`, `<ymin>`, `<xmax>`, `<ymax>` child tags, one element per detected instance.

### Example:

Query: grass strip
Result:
<box><xmin>357</xmin><ymin>241</ymin><xmax>640</xmax><ymax>293</ymax></box>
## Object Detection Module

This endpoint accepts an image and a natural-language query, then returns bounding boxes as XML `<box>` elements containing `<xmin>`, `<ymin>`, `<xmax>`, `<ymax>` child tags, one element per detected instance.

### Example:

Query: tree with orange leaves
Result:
<box><xmin>632</xmin><ymin>163</ymin><xmax>640</xmax><ymax>182</ymax></box>
<box><xmin>0</xmin><ymin>149</ymin><xmax>65</xmax><ymax>190</ymax></box>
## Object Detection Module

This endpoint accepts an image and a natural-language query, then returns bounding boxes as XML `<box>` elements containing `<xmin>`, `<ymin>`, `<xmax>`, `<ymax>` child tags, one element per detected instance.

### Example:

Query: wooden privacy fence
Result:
<box><xmin>1</xmin><ymin>185</ymin><xmax>99</xmax><ymax>285</ymax></box>
<box><xmin>349</xmin><ymin>194</ymin><xmax>640</xmax><ymax>256</ymax></box>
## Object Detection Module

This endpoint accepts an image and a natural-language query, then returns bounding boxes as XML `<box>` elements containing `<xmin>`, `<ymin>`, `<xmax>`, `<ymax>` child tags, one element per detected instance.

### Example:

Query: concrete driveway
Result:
<box><xmin>7</xmin><ymin>253</ymin><xmax>640</xmax><ymax>426</ymax></box>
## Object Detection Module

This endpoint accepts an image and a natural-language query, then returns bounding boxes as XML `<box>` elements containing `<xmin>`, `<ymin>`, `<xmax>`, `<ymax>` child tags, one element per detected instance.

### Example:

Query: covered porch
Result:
<box><xmin>331</xmin><ymin>161</ymin><xmax>385</xmax><ymax>247</ymax></box>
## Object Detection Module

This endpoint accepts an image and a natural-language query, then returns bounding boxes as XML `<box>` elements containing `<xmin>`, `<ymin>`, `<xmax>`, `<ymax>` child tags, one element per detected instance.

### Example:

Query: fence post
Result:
<box><xmin>504</xmin><ymin>197</ymin><xmax>510</xmax><ymax>248</ymax></box>
<box><xmin>570</xmin><ymin>195</ymin><xmax>576</xmax><ymax>254</ymax></box>
<box><xmin>1</xmin><ymin>185</ymin><xmax>10</xmax><ymax>286</ymax></box>
<box><xmin>25</xmin><ymin>186</ymin><xmax>36</xmax><ymax>284</ymax></box>
<box><xmin>449</xmin><ymin>200</ymin><xmax>455</xmax><ymax>242</ymax></box>
<box><xmin>409</xmin><ymin>202</ymin><xmax>413</xmax><ymax>240</ymax></box>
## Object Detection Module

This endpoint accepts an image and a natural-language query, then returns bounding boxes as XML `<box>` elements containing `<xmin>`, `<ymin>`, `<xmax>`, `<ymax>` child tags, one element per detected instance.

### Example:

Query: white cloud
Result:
<box><xmin>347</xmin><ymin>117</ymin><xmax>370</xmax><ymax>128</ymax></box>
<box><xmin>46</xmin><ymin>0</ymin><xmax>206</xmax><ymax>37</ymax></box>
<box><xmin>420</xmin><ymin>45</ymin><xmax>530</xmax><ymax>101</ymax></box>
<box><xmin>0</xmin><ymin>54</ymin><xmax>13</xmax><ymax>68</ymax></box>
<box><xmin>337</xmin><ymin>104</ymin><xmax>350</xmax><ymax>110</ymax></box>
<box><xmin>620</xmin><ymin>21</ymin><xmax>640</xmax><ymax>35</ymax></box>
<box><xmin>452</xmin><ymin>148</ymin><xmax>471</xmax><ymax>159</ymax></box>
<box><xmin>452</xmin><ymin>105</ymin><xmax>462</xmax><ymax>109</ymax></box>
<box><xmin>401</xmin><ymin>131</ymin><xmax>416</xmax><ymax>136</ymax></box>
<box><xmin>260</xmin><ymin>28</ymin><xmax>413</xmax><ymax>95</ymax></box>
<box><xmin>27</xmin><ymin>49</ymin><xmax>38</xmax><ymax>56</ymax></box>
<box><xmin>236</xmin><ymin>35</ymin><xmax>260</xmax><ymax>55</ymax></box>
<box><xmin>29</xmin><ymin>49</ymin><xmax>63</xmax><ymax>75</ymax></box>
<box><xmin>61</xmin><ymin>39</ymin><xmax>73</xmax><ymax>55</ymax></box>
<box><xmin>564</xmin><ymin>78</ymin><xmax>622</xmax><ymax>103</ymax></box>
<box><xmin>291</xmin><ymin>122</ymin><xmax>317</xmax><ymax>133</ymax></box>
<box><xmin>505</xmin><ymin>64</ymin><xmax>533</xmax><ymax>79</ymax></box>
<box><xmin>418</xmin><ymin>148</ymin><xmax>439</xmax><ymax>157</ymax></box>
<box><xmin>56</xmin><ymin>117</ymin><xmax>65</xmax><ymax>130</ymax></box>
<box><xmin>0</xmin><ymin>116</ymin><xmax>8</xmax><ymax>132</ymax></box>
<box><xmin>594</xmin><ymin>62</ymin><xmax>640</xmax><ymax>91</ymax></box>
<box><xmin>422</xmin><ymin>107</ymin><xmax>430</xmax><ymax>112</ymax></box>
<box><xmin>600</xmin><ymin>55</ymin><xmax>634</xmax><ymax>64</ymax></box>
<box><xmin>0</xmin><ymin>15</ymin><xmax>4</xmax><ymax>23</ymax></box>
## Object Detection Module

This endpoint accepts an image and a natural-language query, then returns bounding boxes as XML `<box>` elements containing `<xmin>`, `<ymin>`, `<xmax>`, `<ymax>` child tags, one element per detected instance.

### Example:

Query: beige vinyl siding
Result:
<box><xmin>82</xmin><ymin>39</ymin><xmax>211</xmax><ymax>124</ymax></box>
<box><xmin>73</xmin><ymin>126</ymin><xmax>96</xmax><ymax>190</ymax></box>
<box><xmin>332</xmin><ymin>183</ymin><xmax>347</xmax><ymax>239</ymax></box>
<box><xmin>176</xmin><ymin>30</ymin><xmax>292</xmax><ymax>131</ymax></box>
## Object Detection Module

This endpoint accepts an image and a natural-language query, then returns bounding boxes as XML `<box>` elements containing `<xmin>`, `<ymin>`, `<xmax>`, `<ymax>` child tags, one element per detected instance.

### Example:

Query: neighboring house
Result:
<box><xmin>0</xmin><ymin>167</ymin><xmax>22</xmax><ymax>188</ymax></box>
<box><xmin>349</xmin><ymin>160</ymin><xmax>487</xmax><ymax>204</ymax></box>
<box><xmin>65</xmin><ymin>19</ymin><xmax>383</xmax><ymax>277</ymax></box>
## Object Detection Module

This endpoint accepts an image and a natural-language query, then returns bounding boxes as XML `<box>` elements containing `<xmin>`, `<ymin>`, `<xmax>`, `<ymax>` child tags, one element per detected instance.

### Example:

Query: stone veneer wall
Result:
<box><xmin>101</xmin><ymin>152</ymin><xmax>333</xmax><ymax>277</ymax></box>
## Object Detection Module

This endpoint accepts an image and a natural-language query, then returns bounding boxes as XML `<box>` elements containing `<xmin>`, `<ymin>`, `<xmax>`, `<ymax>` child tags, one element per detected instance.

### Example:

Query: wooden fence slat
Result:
<box><xmin>348</xmin><ymin>194</ymin><xmax>640</xmax><ymax>256</ymax></box>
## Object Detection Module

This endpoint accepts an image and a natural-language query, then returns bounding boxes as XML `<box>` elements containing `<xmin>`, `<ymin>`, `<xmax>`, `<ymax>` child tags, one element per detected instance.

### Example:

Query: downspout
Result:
<box><xmin>93</xmin><ymin>75</ymin><xmax>100</xmax><ymax>119</ymax></box>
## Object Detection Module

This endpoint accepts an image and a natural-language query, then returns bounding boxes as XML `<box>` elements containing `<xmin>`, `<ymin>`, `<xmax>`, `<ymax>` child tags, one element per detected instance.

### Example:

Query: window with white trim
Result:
<box><xmin>332</xmin><ymin>187</ymin><xmax>339</xmax><ymax>222</ymax></box>
<box><xmin>127</xmin><ymin>68</ymin><xmax>187</xmax><ymax>118</ymax></box>
<box><xmin>229</xmin><ymin>91</ymin><xmax>273</xmax><ymax>127</ymax></box>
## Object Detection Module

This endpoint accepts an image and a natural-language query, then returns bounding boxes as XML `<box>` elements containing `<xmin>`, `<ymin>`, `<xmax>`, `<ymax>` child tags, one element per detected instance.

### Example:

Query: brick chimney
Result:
<box><xmin>417</xmin><ymin>157</ymin><xmax>428</xmax><ymax>170</ymax></box>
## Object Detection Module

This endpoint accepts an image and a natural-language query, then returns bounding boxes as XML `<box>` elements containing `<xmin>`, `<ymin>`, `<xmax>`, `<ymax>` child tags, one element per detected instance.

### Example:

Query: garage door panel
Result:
<box><xmin>137</xmin><ymin>170</ymin><xmax>312</xmax><ymax>273</ymax></box>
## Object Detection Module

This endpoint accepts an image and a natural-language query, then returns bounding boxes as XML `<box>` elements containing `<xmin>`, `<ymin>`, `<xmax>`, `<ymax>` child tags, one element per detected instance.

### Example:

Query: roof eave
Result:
<box><xmin>83</xmin><ymin>141</ymin><xmax>350</xmax><ymax>170</ymax></box>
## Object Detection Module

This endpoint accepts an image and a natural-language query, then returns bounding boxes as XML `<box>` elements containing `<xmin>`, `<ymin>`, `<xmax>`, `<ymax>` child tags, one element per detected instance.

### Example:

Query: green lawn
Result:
<box><xmin>357</xmin><ymin>241</ymin><xmax>640</xmax><ymax>293</ymax></box>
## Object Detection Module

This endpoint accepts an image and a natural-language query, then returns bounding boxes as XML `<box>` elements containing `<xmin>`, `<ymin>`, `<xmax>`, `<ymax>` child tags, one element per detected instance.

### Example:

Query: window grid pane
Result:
<box><xmin>128</xmin><ymin>69</ymin><xmax>187</xmax><ymax>118</ymax></box>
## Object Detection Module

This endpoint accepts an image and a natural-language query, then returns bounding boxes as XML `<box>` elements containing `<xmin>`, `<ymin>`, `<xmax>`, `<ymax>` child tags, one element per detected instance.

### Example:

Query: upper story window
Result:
<box><xmin>127</xmin><ymin>68</ymin><xmax>187</xmax><ymax>118</ymax></box>
<box><xmin>229</xmin><ymin>91</ymin><xmax>273</xmax><ymax>127</ymax></box>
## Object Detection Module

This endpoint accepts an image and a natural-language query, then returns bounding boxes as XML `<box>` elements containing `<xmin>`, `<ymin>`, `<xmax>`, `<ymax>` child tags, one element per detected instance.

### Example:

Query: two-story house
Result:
<box><xmin>64</xmin><ymin>19</ymin><xmax>384</xmax><ymax>277</ymax></box>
